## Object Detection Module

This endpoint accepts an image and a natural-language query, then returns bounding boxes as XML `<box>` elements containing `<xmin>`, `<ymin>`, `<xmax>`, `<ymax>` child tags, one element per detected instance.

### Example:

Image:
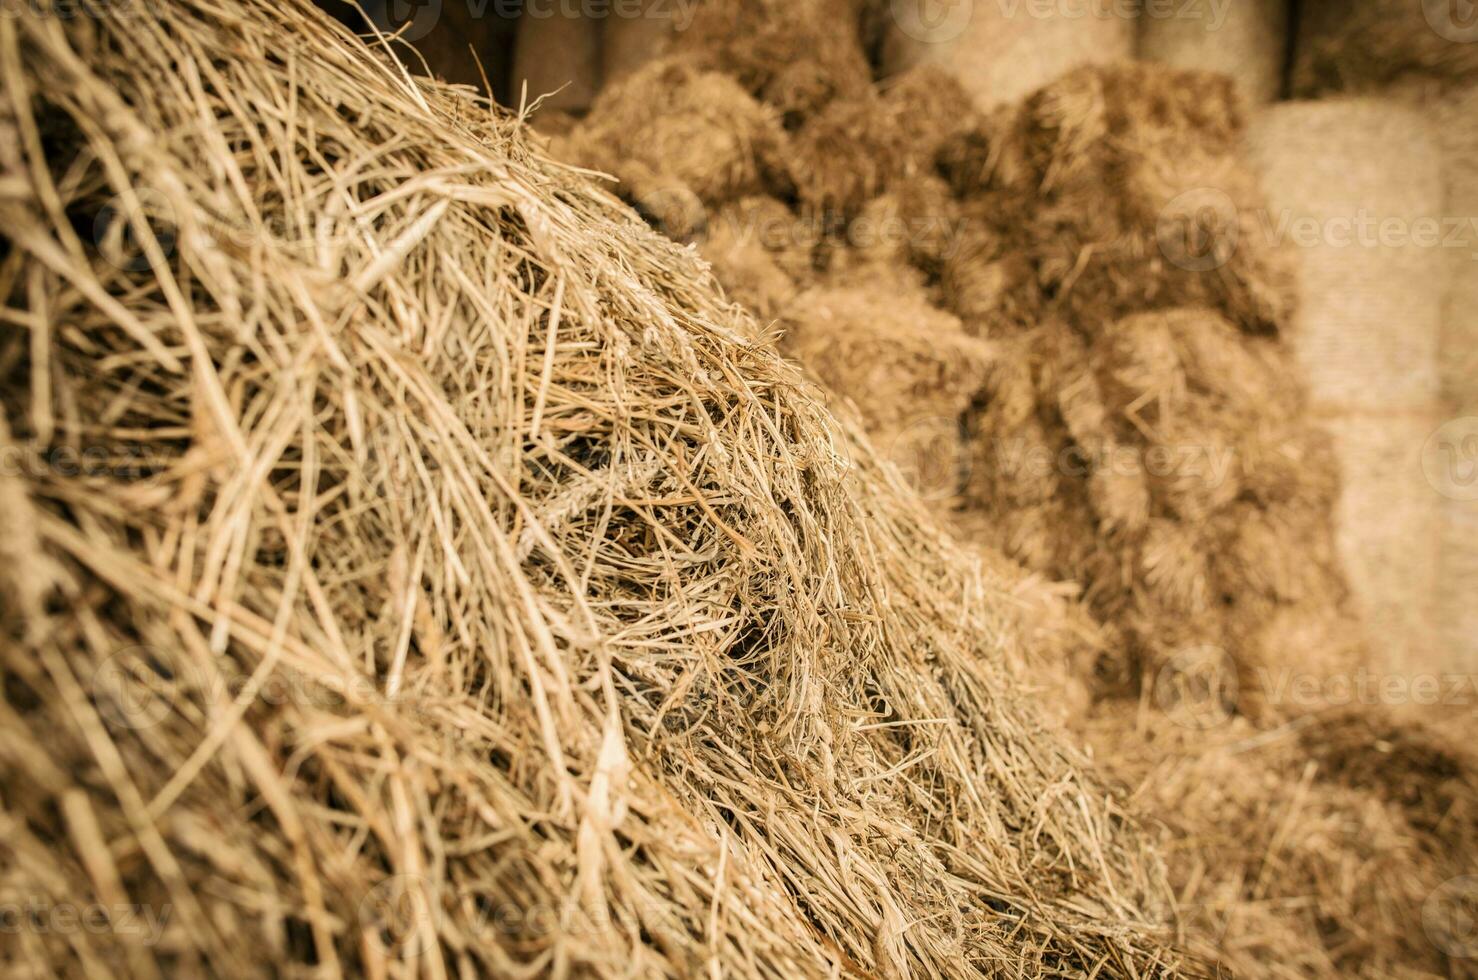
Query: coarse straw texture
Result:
<box><xmin>0</xmin><ymin>0</ymin><xmax>1201</xmax><ymax>975</ymax></box>
<box><xmin>572</xmin><ymin>18</ymin><xmax>1478</xmax><ymax>975</ymax></box>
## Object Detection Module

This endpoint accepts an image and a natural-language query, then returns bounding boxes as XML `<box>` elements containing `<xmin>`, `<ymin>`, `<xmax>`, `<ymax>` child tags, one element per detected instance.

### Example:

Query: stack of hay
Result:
<box><xmin>1288</xmin><ymin>0</ymin><xmax>1478</xmax><ymax>674</ymax></box>
<box><xmin>0</xmin><ymin>0</ymin><xmax>1208</xmax><ymax>975</ymax></box>
<box><xmin>559</xmin><ymin>4</ymin><xmax>1478</xmax><ymax>974</ymax></box>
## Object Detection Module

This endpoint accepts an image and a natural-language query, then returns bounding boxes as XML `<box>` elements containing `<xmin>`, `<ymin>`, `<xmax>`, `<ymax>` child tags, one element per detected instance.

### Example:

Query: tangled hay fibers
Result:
<box><xmin>1083</xmin><ymin>702</ymin><xmax>1478</xmax><ymax>978</ymax></box>
<box><xmin>571</xmin><ymin>35</ymin><xmax>1478</xmax><ymax>975</ymax></box>
<box><xmin>1136</xmin><ymin>0</ymin><xmax>1288</xmax><ymax>107</ymax></box>
<box><xmin>881</xmin><ymin>0</ymin><xmax>1134</xmax><ymax>113</ymax></box>
<box><xmin>1245</xmin><ymin>99</ymin><xmax>1446</xmax><ymax>672</ymax></box>
<box><xmin>0</xmin><ymin>0</ymin><xmax>1211</xmax><ymax>975</ymax></box>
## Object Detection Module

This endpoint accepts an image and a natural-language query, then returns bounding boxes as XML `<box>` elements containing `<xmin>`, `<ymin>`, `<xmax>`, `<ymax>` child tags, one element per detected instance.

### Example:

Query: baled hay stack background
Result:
<box><xmin>1245</xmin><ymin>99</ymin><xmax>1446</xmax><ymax>674</ymax></box>
<box><xmin>1287</xmin><ymin>0</ymin><xmax>1478</xmax><ymax>674</ymax></box>
<box><xmin>936</xmin><ymin>64</ymin><xmax>1354</xmax><ymax>710</ymax></box>
<box><xmin>1136</xmin><ymin>0</ymin><xmax>1288</xmax><ymax>107</ymax></box>
<box><xmin>880</xmin><ymin>0</ymin><xmax>1135</xmax><ymax>113</ymax></box>
<box><xmin>0</xmin><ymin>0</ymin><xmax>1210</xmax><ymax>975</ymax></box>
<box><xmin>564</xmin><ymin>18</ymin><xmax>1478</xmax><ymax>971</ymax></box>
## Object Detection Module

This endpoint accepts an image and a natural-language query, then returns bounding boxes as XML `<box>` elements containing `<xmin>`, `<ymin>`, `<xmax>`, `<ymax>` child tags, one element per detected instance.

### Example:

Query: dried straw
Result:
<box><xmin>0</xmin><ymin>0</ymin><xmax>1201</xmax><ymax>975</ymax></box>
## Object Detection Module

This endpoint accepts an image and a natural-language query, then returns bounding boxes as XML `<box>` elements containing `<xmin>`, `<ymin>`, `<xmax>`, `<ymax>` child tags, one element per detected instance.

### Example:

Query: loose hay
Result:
<box><xmin>1083</xmin><ymin>703</ymin><xmax>1478</xmax><ymax>978</ymax></box>
<box><xmin>0</xmin><ymin>1</ymin><xmax>1203</xmax><ymax>976</ymax></box>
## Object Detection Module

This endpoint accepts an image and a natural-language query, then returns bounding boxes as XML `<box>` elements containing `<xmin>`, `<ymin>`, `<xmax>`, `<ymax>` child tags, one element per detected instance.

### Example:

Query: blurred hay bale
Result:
<box><xmin>917</xmin><ymin>66</ymin><xmax>1352</xmax><ymax>711</ymax></box>
<box><xmin>561</xmin><ymin>57</ymin><xmax>792</xmax><ymax>212</ymax></box>
<box><xmin>939</xmin><ymin>63</ymin><xmax>1294</xmax><ymax>337</ymax></box>
<box><xmin>0</xmin><ymin>1</ymin><xmax>1206</xmax><ymax>975</ymax></box>
<box><xmin>601</xmin><ymin>1</ymin><xmax>672</xmax><ymax>81</ymax></box>
<box><xmin>1137</xmin><ymin>0</ymin><xmax>1288</xmax><ymax>107</ymax></box>
<box><xmin>1292</xmin><ymin>0</ymin><xmax>1478</xmax><ymax>96</ymax></box>
<box><xmin>670</xmin><ymin>0</ymin><xmax>873</xmax><ymax>125</ymax></box>
<box><xmin>512</xmin><ymin>5</ymin><xmax>603</xmax><ymax>111</ymax></box>
<box><xmin>1085</xmin><ymin>704</ymin><xmax>1478</xmax><ymax>978</ymax></box>
<box><xmin>881</xmin><ymin>0</ymin><xmax>1135</xmax><ymax>112</ymax></box>
<box><xmin>1245</xmin><ymin>99</ymin><xmax>1446</xmax><ymax>672</ymax></box>
<box><xmin>697</xmin><ymin>197</ymin><xmax>813</xmax><ymax>323</ymax></box>
<box><xmin>788</xmin><ymin>66</ymin><xmax>977</xmax><ymax>218</ymax></box>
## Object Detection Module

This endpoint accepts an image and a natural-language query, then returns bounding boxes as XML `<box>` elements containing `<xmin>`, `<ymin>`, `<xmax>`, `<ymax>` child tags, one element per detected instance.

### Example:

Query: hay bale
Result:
<box><xmin>601</xmin><ymin>1</ymin><xmax>672</xmax><ymax>81</ymax></box>
<box><xmin>780</xmin><ymin>285</ymin><xmax>994</xmax><ymax>478</ymax></box>
<box><xmin>1084</xmin><ymin>704</ymin><xmax>1478</xmax><ymax>977</ymax></box>
<box><xmin>1137</xmin><ymin>0</ymin><xmax>1288</xmax><ymax>106</ymax></box>
<box><xmin>882</xmin><ymin>0</ymin><xmax>1135</xmax><ymax>113</ymax></box>
<box><xmin>941</xmin><ymin>64</ymin><xmax>1294</xmax><ymax>337</ymax></box>
<box><xmin>788</xmin><ymin>66</ymin><xmax>978</xmax><ymax>217</ymax></box>
<box><xmin>670</xmin><ymin>0</ymin><xmax>873</xmax><ymax>125</ymax></box>
<box><xmin>564</xmin><ymin>58</ymin><xmax>791</xmax><ymax>207</ymax></box>
<box><xmin>512</xmin><ymin>6</ymin><xmax>603</xmax><ymax>111</ymax></box>
<box><xmin>1292</xmin><ymin>0</ymin><xmax>1478</xmax><ymax>96</ymax></box>
<box><xmin>697</xmin><ymin>197</ymin><xmax>813</xmax><ymax>323</ymax></box>
<box><xmin>962</xmin><ymin>307</ymin><xmax>1354</xmax><ymax>712</ymax></box>
<box><xmin>1245</xmin><ymin>99</ymin><xmax>1446</xmax><ymax>672</ymax></box>
<box><xmin>0</xmin><ymin>1</ymin><xmax>1204</xmax><ymax>975</ymax></box>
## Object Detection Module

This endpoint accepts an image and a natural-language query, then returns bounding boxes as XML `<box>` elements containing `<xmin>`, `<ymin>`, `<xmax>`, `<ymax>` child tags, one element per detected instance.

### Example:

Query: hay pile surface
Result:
<box><xmin>0</xmin><ymin>1</ymin><xmax>1204</xmax><ymax>975</ymax></box>
<box><xmin>564</xmin><ymin>11</ymin><xmax>1478</xmax><ymax>975</ymax></box>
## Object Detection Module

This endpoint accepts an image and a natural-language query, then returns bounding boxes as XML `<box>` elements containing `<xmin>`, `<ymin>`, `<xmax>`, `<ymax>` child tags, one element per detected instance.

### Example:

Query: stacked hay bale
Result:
<box><xmin>1136</xmin><ymin>0</ymin><xmax>1288</xmax><ymax>107</ymax></box>
<box><xmin>0</xmin><ymin>0</ymin><xmax>1209</xmax><ymax>975</ymax></box>
<box><xmin>1288</xmin><ymin>0</ymin><xmax>1478</xmax><ymax>673</ymax></box>
<box><xmin>1245</xmin><ymin>100</ymin><xmax>1446</xmax><ymax>675</ymax></box>
<box><xmin>880</xmin><ymin>0</ymin><xmax>1136</xmax><ymax>112</ymax></box>
<box><xmin>564</xmin><ymin>14</ymin><xmax>1478</xmax><ymax>967</ymax></box>
<box><xmin>933</xmin><ymin>64</ymin><xmax>1353</xmax><ymax>708</ymax></box>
